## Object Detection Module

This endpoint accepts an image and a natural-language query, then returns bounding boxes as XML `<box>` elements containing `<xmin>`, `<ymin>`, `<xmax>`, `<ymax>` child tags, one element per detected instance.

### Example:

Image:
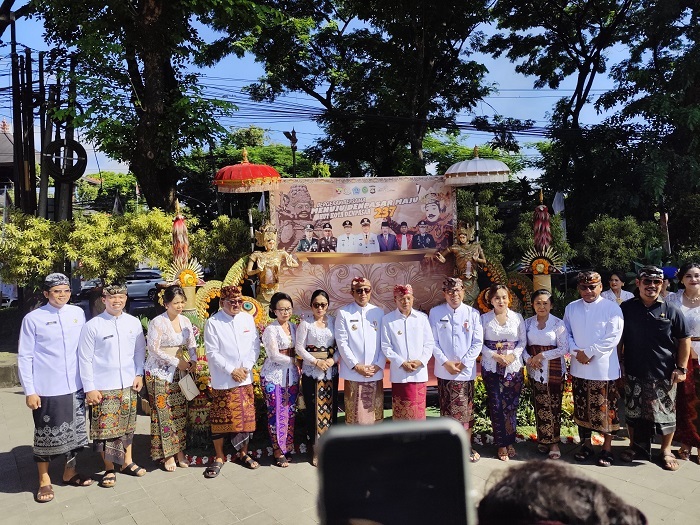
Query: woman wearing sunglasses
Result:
<box><xmin>260</xmin><ymin>292</ymin><xmax>299</xmax><ymax>467</ymax></box>
<box><xmin>295</xmin><ymin>290</ymin><xmax>339</xmax><ymax>466</ymax></box>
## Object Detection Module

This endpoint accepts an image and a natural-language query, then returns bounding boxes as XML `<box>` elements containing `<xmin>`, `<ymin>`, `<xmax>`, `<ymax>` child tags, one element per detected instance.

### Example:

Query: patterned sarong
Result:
<box><xmin>262</xmin><ymin>379</ymin><xmax>298</xmax><ymax>455</ymax></box>
<box><xmin>344</xmin><ymin>380</ymin><xmax>384</xmax><ymax>425</ymax></box>
<box><xmin>209</xmin><ymin>385</ymin><xmax>256</xmax><ymax>434</ymax></box>
<box><xmin>530</xmin><ymin>380</ymin><xmax>563</xmax><ymax>444</ymax></box>
<box><xmin>572</xmin><ymin>377</ymin><xmax>620</xmax><ymax>434</ymax></box>
<box><xmin>301</xmin><ymin>373</ymin><xmax>338</xmax><ymax>444</ymax></box>
<box><xmin>146</xmin><ymin>372</ymin><xmax>188</xmax><ymax>461</ymax></box>
<box><xmin>483</xmin><ymin>369</ymin><xmax>523</xmax><ymax>446</ymax></box>
<box><xmin>437</xmin><ymin>379</ymin><xmax>474</xmax><ymax>430</ymax></box>
<box><xmin>90</xmin><ymin>387</ymin><xmax>138</xmax><ymax>465</ymax></box>
<box><xmin>32</xmin><ymin>390</ymin><xmax>88</xmax><ymax>462</ymax></box>
<box><xmin>391</xmin><ymin>383</ymin><xmax>427</xmax><ymax>420</ymax></box>
<box><xmin>675</xmin><ymin>358</ymin><xmax>700</xmax><ymax>447</ymax></box>
<box><xmin>624</xmin><ymin>374</ymin><xmax>677</xmax><ymax>426</ymax></box>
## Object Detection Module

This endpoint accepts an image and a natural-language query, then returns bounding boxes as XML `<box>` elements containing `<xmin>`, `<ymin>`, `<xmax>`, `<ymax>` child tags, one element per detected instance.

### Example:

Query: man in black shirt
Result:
<box><xmin>619</xmin><ymin>266</ymin><xmax>690</xmax><ymax>470</ymax></box>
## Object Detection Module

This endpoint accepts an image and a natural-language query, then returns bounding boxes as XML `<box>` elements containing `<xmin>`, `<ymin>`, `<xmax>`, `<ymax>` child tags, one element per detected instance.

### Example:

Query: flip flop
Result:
<box><xmin>99</xmin><ymin>470</ymin><xmax>116</xmax><ymax>488</ymax></box>
<box><xmin>597</xmin><ymin>450</ymin><xmax>614</xmax><ymax>467</ymax></box>
<box><xmin>160</xmin><ymin>459</ymin><xmax>176</xmax><ymax>472</ymax></box>
<box><xmin>121</xmin><ymin>462</ymin><xmax>146</xmax><ymax>477</ymax></box>
<box><xmin>677</xmin><ymin>448</ymin><xmax>691</xmax><ymax>461</ymax></box>
<box><xmin>507</xmin><ymin>445</ymin><xmax>517</xmax><ymax>458</ymax></box>
<box><xmin>274</xmin><ymin>455</ymin><xmax>289</xmax><ymax>468</ymax></box>
<box><xmin>204</xmin><ymin>461</ymin><xmax>223</xmax><ymax>479</ymax></box>
<box><xmin>497</xmin><ymin>447</ymin><xmax>509</xmax><ymax>462</ymax></box>
<box><xmin>537</xmin><ymin>444</ymin><xmax>549</xmax><ymax>454</ymax></box>
<box><xmin>236</xmin><ymin>453</ymin><xmax>260</xmax><ymax>470</ymax></box>
<box><xmin>470</xmin><ymin>451</ymin><xmax>481</xmax><ymax>463</ymax></box>
<box><xmin>62</xmin><ymin>473</ymin><xmax>93</xmax><ymax>486</ymax></box>
<box><xmin>35</xmin><ymin>484</ymin><xmax>54</xmax><ymax>503</ymax></box>
<box><xmin>548</xmin><ymin>450</ymin><xmax>561</xmax><ymax>460</ymax></box>
<box><xmin>574</xmin><ymin>445</ymin><xmax>595</xmax><ymax>462</ymax></box>
<box><xmin>661</xmin><ymin>454</ymin><xmax>680</xmax><ymax>471</ymax></box>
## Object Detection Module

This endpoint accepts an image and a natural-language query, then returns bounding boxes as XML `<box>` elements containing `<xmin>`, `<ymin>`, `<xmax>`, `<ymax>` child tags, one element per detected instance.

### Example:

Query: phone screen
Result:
<box><xmin>318</xmin><ymin>419</ymin><xmax>473</xmax><ymax>525</ymax></box>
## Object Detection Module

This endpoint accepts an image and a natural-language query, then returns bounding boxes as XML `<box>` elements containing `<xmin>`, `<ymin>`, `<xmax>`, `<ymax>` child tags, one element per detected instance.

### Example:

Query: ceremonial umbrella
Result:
<box><xmin>443</xmin><ymin>147</ymin><xmax>511</xmax><ymax>240</ymax></box>
<box><xmin>214</xmin><ymin>148</ymin><xmax>281</xmax><ymax>194</ymax></box>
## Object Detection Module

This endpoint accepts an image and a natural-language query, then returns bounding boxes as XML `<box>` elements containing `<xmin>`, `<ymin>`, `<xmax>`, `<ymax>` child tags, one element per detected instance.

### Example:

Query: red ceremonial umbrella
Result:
<box><xmin>214</xmin><ymin>148</ymin><xmax>281</xmax><ymax>194</ymax></box>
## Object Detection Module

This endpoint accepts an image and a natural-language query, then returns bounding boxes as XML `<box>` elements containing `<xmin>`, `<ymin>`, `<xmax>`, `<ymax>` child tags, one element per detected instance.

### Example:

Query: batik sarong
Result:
<box><xmin>528</xmin><ymin>344</ymin><xmax>563</xmax><ymax>445</ymax></box>
<box><xmin>90</xmin><ymin>387</ymin><xmax>138</xmax><ymax>465</ymax></box>
<box><xmin>146</xmin><ymin>371</ymin><xmax>188</xmax><ymax>461</ymax></box>
<box><xmin>483</xmin><ymin>370</ymin><xmax>523</xmax><ymax>446</ymax></box>
<box><xmin>571</xmin><ymin>377</ymin><xmax>620</xmax><ymax>434</ymax></box>
<box><xmin>391</xmin><ymin>383</ymin><xmax>427</xmax><ymax>420</ymax></box>
<box><xmin>210</xmin><ymin>385</ymin><xmax>256</xmax><ymax>434</ymax></box>
<box><xmin>32</xmin><ymin>390</ymin><xmax>88</xmax><ymax>463</ymax></box>
<box><xmin>344</xmin><ymin>380</ymin><xmax>384</xmax><ymax>425</ymax></box>
<box><xmin>624</xmin><ymin>374</ymin><xmax>676</xmax><ymax>432</ymax></box>
<box><xmin>437</xmin><ymin>379</ymin><xmax>474</xmax><ymax>430</ymax></box>
<box><xmin>301</xmin><ymin>373</ymin><xmax>339</xmax><ymax>444</ymax></box>
<box><xmin>675</xmin><ymin>358</ymin><xmax>700</xmax><ymax>447</ymax></box>
<box><xmin>262</xmin><ymin>379</ymin><xmax>298</xmax><ymax>455</ymax></box>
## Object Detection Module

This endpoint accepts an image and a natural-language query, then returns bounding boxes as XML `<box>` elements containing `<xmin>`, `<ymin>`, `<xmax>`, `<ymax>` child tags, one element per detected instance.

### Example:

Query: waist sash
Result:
<box><xmin>160</xmin><ymin>345</ymin><xmax>187</xmax><ymax>358</ymax></box>
<box><xmin>527</xmin><ymin>344</ymin><xmax>562</xmax><ymax>388</ymax></box>
<box><xmin>303</xmin><ymin>345</ymin><xmax>336</xmax><ymax>360</ymax></box>
<box><xmin>484</xmin><ymin>340</ymin><xmax>517</xmax><ymax>376</ymax></box>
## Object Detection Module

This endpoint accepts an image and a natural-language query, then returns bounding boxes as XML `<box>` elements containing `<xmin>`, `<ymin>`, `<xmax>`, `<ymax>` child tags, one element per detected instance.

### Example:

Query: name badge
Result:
<box><xmin>103</xmin><ymin>334</ymin><xmax>114</xmax><ymax>340</ymax></box>
<box><xmin>45</xmin><ymin>321</ymin><xmax>57</xmax><ymax>325</ymax></box>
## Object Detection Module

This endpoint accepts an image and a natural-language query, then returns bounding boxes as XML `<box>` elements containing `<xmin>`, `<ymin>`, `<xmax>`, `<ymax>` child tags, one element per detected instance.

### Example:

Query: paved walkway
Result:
<box><xmin>1</xmin><ymin>386</ymin><xmax>699</xmax><ymax>524</ymax></box>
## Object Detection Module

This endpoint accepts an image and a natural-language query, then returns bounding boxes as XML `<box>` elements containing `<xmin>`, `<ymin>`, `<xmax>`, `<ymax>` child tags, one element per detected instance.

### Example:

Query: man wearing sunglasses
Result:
<box><xmin>619</xmin><ymin>266</ymin><xmax>690</xmax><ymax>471</ymax></box>
<box><xmin>336</xmin><ymin>277</ymin><xmax>385</xmax><ymax>424</ymax></box>
<box><xmin>563</xmin><ymin>271</ymin><xmax>624</xmax><ymax>468</ymax></box>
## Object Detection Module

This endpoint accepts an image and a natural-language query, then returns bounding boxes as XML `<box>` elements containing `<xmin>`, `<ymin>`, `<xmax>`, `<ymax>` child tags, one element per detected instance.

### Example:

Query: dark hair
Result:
<box><xmin>530</xmin><ymin>288</ymin><xmax>553</xmax><ymax>305</ymax></box>
<box><xmin>677</xmin><ymin>262</ymin><xmax>700</xmax><ymax>288</ymax></box>
<box><xmin>163</xmin><ymin>285</ymin><xmax>186</xmax><ymax>305</ymax></box>
<box><xmin>310</xmin><ymin>289</ymin><xmax>330</xmax><ymax>304</ymax></box>
<box><xmin>487</xmin><ymin>284</ymin><xmax>509</xmax><ymax>309</ymax></box>
<box><xmin>608</xmin><ymin>270</ymin><xmax>626</xmax><ymax>283</ymax></box>
<box><xmin>478</xmin><ymin>461</ymin><xmax>647</xmax><ymax>525</ymax></box>
<box><xmin>269</xmin><ymin>292</ymin><xmax>293</xmax><ymax>319</ymax></box>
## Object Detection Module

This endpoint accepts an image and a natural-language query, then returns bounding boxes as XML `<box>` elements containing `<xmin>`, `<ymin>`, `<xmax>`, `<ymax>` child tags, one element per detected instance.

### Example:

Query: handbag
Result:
<box><xmin>178</xmin><ymin>372</ymin><xmax>200</xmax><ymax>401</ymax></box>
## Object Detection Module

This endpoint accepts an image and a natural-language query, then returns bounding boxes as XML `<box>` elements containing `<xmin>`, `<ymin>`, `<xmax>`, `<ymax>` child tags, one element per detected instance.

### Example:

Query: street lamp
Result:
<box><xmin>283</xmin><ymin>128</ymin><xmax>298</xmax><ymax>177</ymax></box>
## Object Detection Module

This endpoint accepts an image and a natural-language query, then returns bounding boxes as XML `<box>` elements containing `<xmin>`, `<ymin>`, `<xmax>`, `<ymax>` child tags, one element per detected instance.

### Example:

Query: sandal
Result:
<box><xmin>661</xmin><ymin>454</ymin><xmax>680</xmax><ymax>471</ymax></box>
<box><xmin>236</xmin><ymin>453</ymin><xmax>260</xmax><ymax>470</ymax></box>
<box><xmin>548</xmin><ymin>449</ymin><xmax>561</xmax><ymax>460</ymax></box>
<box><xmin>497</xmin><ymin>447</ymin><xmax>509</xmax><ymax>462</ymax></box>
<box><xmin>204</xmin><ymin>461</ymin><xmax>224</xmax><ymax>479</ymax></box>
<box><xmin>62</xmin><ymin>473</ymin><xmax>93</xmax><ymax>486</ymax></box>
<box><xmin>677</xmin><ymin>448</ymin><xmax>691</xmax><ymax>461</ymax></box>
<box><xmin>274</xmin><ymin>455</ymin><xmax>289</xmax><ymax>468</ymax></box>
<box><xmin>121</xmin><ymin>462</ymin><xmax>146</xmax><ymax>477</ymax></box>
<box><xmin>99</xmin><ymin>470</ymin><xmax>116</xmax><ymax>488</ymax></box>
<box><xmin>620</xmin><ymin>448</ymin><xmax>641</xmax><ymax>463</ymax></box>
<box><xmin>574</xmin><ymin>445</ymin><xmax>595</xmax><ymax>462</ymax></box>
<box><xmin>161</xmin><ymin>458</ymin><xmax>176</xmax><ymax>472</ymax></box>
<box><xmin>470</xmin><ymin>451</ymin><xmax>481</xmax><ymax>463</ymax></box>
<box><xmin>536</xmin><ymin>444</ymin><xmax>549</xmax><ymax>454</ymax></box>
<box><xmin>507</xmin><ymin>445</ymin><xmax>517</xmax><ymax>458</ymax></box>
<box><xmin>35</xmin><ymin>484</ymin><xmax>54</xmax><ymax>503</ymax></box>
<box><xmin>597</xmin><ymin>450</ymin><xmax>614</xmax><ymax>467</ymax></box>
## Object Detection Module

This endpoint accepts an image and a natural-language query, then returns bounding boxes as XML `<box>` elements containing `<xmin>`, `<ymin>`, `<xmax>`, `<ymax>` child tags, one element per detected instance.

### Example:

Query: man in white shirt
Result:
<box><xmin>336</xmin><ymin>276</ymin><xmax>385</xmax><ymax>424</ymax></box>
<box><xmin>79</xmin><ymin>284</ymin><xmax>147</xmax><ymax>486</ymax></box>
<box><xmin>356</xmin><ymin>217</ymin><xmax>380</xmax><ymax>254</ymax></box>
<box><xmin>336</xmin><ymin>220</ymin><xmax>356</xmax><ymax>253</ymax></box>
<box><xmin>564</xmin><ymin>271</ymin><xmax>624</xmax><ymax>467</ymax></box>
<box><xmin>18</xmin><ymin>273</ymin><xmax>92</xmax><ymax>503</ymax></box>
<box><xmin>429</xmin><ymin>277</ymin><xmax>483</xmax><ymax>462</ymax></box>
<box><xmin>204</xmin><ymin>285</ymin><xmax>261</xmax><ymax>477</ymax></box>
<box><xmin>381</xmin><ymin>285</ymin><xmax>433</xmax><ymax>419</ymax></box>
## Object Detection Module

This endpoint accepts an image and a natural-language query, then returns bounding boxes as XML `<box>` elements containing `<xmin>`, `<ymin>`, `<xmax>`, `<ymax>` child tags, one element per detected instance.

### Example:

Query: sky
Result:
<box><xmin>0</xmin><ymin>12</ymin><xmax>625</xmax><ymax>179</ymax></box>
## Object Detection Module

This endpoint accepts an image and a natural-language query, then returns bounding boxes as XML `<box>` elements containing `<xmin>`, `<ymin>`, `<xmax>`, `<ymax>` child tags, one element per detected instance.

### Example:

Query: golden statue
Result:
<box><xmin>246</xmin><ymin>222</ymin><xmax>299</xmax><ymax>305</ymax></box>
<box><xmin>435</xmin><ymin>223</ymin><xmax>486</xmax><ymax>305</ymax></box>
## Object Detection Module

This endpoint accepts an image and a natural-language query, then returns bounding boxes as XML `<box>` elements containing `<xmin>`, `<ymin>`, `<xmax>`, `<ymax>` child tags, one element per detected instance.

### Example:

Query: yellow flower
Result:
<box><xmin>179</xmin><ymin>269</ymin><xmax>198</xmax><ymax>287</ymax></box>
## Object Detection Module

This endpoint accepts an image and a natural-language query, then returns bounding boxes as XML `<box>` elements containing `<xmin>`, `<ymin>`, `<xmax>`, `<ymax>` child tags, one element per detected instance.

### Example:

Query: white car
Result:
<box><xmin>124</xmin><ymin>269</ymin><xmax>164</xmax><ymax>300</ymax></box>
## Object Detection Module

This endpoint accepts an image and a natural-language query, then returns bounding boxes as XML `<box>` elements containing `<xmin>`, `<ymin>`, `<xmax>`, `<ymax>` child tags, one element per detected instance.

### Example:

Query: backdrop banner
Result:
<box><xmin>271</xmin><ymin>177</ymin><xmax>456</xmax><ymax>314</ymax></box>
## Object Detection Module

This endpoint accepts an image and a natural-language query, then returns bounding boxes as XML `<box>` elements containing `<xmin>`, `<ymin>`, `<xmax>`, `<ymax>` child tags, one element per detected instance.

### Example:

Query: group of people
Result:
<box><xmin>18</xmin><ymin>260</ymin><xmax>700</xmax><ymax>504</ymax></box>
<box><xmin>294</xmin><ymin>217</ymin><xmax>438</xmax><ymax>254</ymax></box>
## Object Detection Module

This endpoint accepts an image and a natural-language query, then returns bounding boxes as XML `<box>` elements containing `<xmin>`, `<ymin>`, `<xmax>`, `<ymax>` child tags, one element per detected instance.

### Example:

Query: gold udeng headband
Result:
<box><xmin>103</xmin><ymin>284</ymin><xmax>128</xmax><ymax>295</ymax></box>
<box><xmin>220</xmin><ymin>285</ymin><xmax>242</xmax><ymax>300</ymax></box>
<box><xmin>351</xmin><ymin>277</ymin><xmax>370</xmax><ymax>288</ymax></box>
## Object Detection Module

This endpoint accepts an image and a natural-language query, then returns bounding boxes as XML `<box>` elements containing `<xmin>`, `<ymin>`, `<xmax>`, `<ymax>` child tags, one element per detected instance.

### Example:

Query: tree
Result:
<box><xmin>189</xmin><ymin>215</ymin><xmax>251</xmax><ymax>280</ymax></box>
<box><xmin>75</xmin><ymin>171</ymin><xmax>139</xmax><ymax>212</ymax></box>
<box><xmin>35</xmin><ymin>0</ymin><xmax>262</xmax><ymax>211</ymax></box>
<box><xmin>204</xmin><ymin>0</ymin><xmax>492</xmax><ymax>176</ymax></box>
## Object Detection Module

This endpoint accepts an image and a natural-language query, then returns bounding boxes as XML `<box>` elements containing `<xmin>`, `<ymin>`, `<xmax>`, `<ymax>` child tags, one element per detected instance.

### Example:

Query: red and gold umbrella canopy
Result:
<box><xmin>214</xmin><ymin>148</ymin><xmax>281</xmax><ymax>193</ymax></box>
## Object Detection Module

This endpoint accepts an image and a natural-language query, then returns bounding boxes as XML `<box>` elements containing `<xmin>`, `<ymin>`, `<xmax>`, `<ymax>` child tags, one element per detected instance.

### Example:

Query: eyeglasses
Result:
<box><xmin>354</xmin><ymin>287</ymin><xmax>371</xmax><ymax>294</ymax></box>
<box><xmin>312</xmin><ymin>302</ymin><xmax>328</xmax><ymax>309</ymax></box>
<box><xmin>275</xmin><ymin>307</ymin><xmax>293</xmax><ymax>313</ymax></box>
<box><xmin>223</xmin><ymin>299</ymin><xmax>244</xmax><ymax>306</ymax></box>
<box><xmin>444</xmin><ymin>289</ymin><xmax>462</xmax><ymax>295</ymax></box>
<box><xmin>578</xmin><ymin>284</ymin><xmax>598</xmax><ymax>291</ymax></box>
<box><xmin>641</xmin><ymin>278</ymin><xmax>663</xmax><ymax>285</ymax></box>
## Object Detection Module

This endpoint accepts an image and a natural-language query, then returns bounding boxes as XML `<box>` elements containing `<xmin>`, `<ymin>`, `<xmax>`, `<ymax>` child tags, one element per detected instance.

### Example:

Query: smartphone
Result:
<box><xmin>317</xmin><ymin>418</ymin><xmax>474</xmax><ymax>525</ymax></box>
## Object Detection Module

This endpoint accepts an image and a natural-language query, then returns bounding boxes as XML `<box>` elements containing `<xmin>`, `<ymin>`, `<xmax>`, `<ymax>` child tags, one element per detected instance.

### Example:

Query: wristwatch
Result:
<box><xmin>676</xmin><ymin>367</ymin><xmax>687</xmax><ymax>374</ymax></box>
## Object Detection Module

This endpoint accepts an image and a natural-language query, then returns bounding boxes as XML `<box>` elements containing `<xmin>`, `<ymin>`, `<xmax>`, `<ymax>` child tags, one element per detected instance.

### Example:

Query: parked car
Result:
<box><xmin>0</xmin><ymin>293</ymin><xmax>18</xmax><ymax>308</ymax></box>
<box><xmin>124</xmin><ymin>269</ymin><xmax>164</xmax><ymax>300</ymax></box>
<box><xmin>77</xmin><ymin>278</ymin><xmax>103</xmax><ymax>300</ymax></box>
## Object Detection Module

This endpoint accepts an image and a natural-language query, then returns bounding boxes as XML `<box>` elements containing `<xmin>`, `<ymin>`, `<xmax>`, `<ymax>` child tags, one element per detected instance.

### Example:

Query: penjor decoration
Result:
<box><xmin>519</xmin><ymin>190</ymin><xmax>564</xmax><ymax>292</ymax></box>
